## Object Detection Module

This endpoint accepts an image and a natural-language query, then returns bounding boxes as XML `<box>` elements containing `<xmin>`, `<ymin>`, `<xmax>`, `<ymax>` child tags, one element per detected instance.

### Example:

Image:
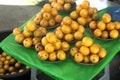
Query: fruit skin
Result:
<box><xmin>74</xmin><ymin>52</ymin><xmax>84</xmax><ymax>63</ymax></box>
<box><xmin>49</xmin><ymin>52</ymin><xmax>57</xmax><ymax>61</ymax></box>
<box><xmin>90</xmin><ymin>54</ymin><xmax>99</xmax><ymax>64</ymax></box>
<box><xmin>13</xmin><ymin>28</ymin><xmax>21</xmax><ymax>36</ymax></box>
<box><xmin>27</xmin><ymin>21</ymin><xmax>37</xmax><ymax>32</ymax></box>
<box><xmin>45</xmin><ymin>43</ymin><xmax>55</xmax><ymax>53</ymax></box>
<box><xmin>57</xmin><ymin>50</ymin><xmax>66</xmax><ymax>61</ymax></box>
<box><xmin>61</xmin><ymin>41</ymin><xmax>70</xmax><ymax>52</ymax></box>
<box><xmin>23</xmin><ymin>38</ymin><xmax>33</xmax><ymax>48</ymax></box>
<box><xmin>38</xmin><ymin>50</ymin><xmax>49</xmax><ymax>61</ymax></box>
<box><xmin>82</xmin><ymin>36</ymin><xmax>93</xmax><ymax>47</ymax></box>
<box><xmin>90</xmin><ymin>44</ymin><xmax>100</xmax><ymax>54</ymax></box>
<box><xmin>46</xmin><ymin>32</ymin><xmax>57</xmax><ymax>43</ymax></box>
<box><xmin>15</xmin><ymin>33</ymin><xmax>25</xmax><ymax>44</ymax></box>
<box><xmin>79</xmin><ymin>46</ymin><xmax>90</xmax><ymax>56</ymax></box>
<box><xmin>110</xmin><ymin>29</ymin><xmax>119</xmax><ymax>39</ymax></box>
<box><xmin>98</xmin><ymin>48</ymin><xmax>107</xmax><ymax>58</ymax></box>
<box><xmin>64</xmin><ymin>34</ymin><xmax>74</xmax><ymax>42</ymax></box>
<box><xmin>102</xmin><ymin>13</ymin><xmax>111</xmax><ymax>23</ymax></box>
<box><xmin>70</xmin><ymin>47</ymin><xmax>78</xmax><ymax>56</ymax></box>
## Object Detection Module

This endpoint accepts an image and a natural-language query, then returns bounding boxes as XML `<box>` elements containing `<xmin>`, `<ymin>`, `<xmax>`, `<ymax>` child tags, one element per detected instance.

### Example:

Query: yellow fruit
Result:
<box><xmin>41</xmin><ymin>37</ymin><xmax>48</xmax><ymax>47</ymax></box>
<box><xmin>70</xmin><ymin>11</ymin><xmax>78</xmax><ymax>19</ymax></box>
<box><xmin>110</xmin><ymin>29</ymin><xmax>119</xmax><ymax>39</ymax></box>
<box><xmin>49</xmin><ymin>52</ymin><xmax>57</xmax><ymax>61</ymax></box>
<box><xmin>13</xmin><ymin>28</ymin><xmax>21</xmax><ymax>36</ymax></box>
<box><xmin>74</xmin><ymin>52</ymin><xmax>84</xmax><ymax>63</ymax></box>
<box><xmin>98</xmin><ymin>48</ymin><xmax>107</xmax><ymax>58</ymax></box>
<box><xmin>79</xmin><ymin>46</ymin><xmax>90</xmax><ymax>56</ymax></box>
<box><xmin>82</xmin><ymin>36</ymin><xmax>93</xmax><ymax>47</ymax></box>
<box><xmin>78</xmin><ymin>25</ymin><xmax>85</xmax><ymax>33</ymax></box>
<box><xmin>55</xmin><ymin>29</ymin><xmax>64</xmax><ymax>39</ymax></box>
<box><xmin>64</xmin><ymin>34</ymin><xmax>74</xmax><ymax>42</ymax></box>
<box><xmin>77</xmin><ymin>17</ymin><xmax>87</xmax><ymax>25</ymax></box>
<box><xmin>90</xmin><ymin>54</ymin><xmax>99</xmax><ymax>64</ymax></box>
<box><xmin>57</xmin><ymin>50</ymin><xmax>66</xmax><ymax>60</ymax></box>
<box><xmin>70</xmin><ymin>47</ymin><xmax>78</xmax><ymax>56</ymax></box>
<box><xmin>106</xmin><ymin>22</ymin><xmax>115</xmax><ymax>30</ymax></box>
<box><xmin>75</xmin><ymin>41</ymin><xmax>83</xmax><ymax>48</ymax></box>
<box><xmin>38</xmin><ymin>50</ymin><xmax>48</xmax><ymax>61</ymax></box>
<box><xmin>70</xmin><ymin>21</ymin><xmax>79</xmax><ymax>31</ymax></box>
<box><xmin>23</xmin><ymin>29</ymin><xmax>33</xmax><ymax>37</ymax></box>
<box><xmin>61</xmin><ymin>25</ymin><xmax>72</xmax><ymax>34</ymax></box>
<box><xmin>90</xmin><ymin>44</ymin><xmax>100</xmax><ymax>54</ymax></box>
<box><xmin>89</xmin><ymin>21</ymin><xmax>97</xmax><ymax>29</ymax></box>
<box><xmin>97</xmin><ymin>21</ymin><xmax>106</xmax><ymax>31</ymax></box>
<box><xmin>27</xmin><ymin>21</ymin><xmax>37</xmax><ymax>32</ymax></box>
<box><xmin>101</xmin><ymin>30</ymin><xmax>109</xmax><ymax>39</ymax></box>
<box><xmin>102</xmin><ymin>13</ymin><xmax>111</xmax><ymax>23</ymax></box>
<box><xmin>23</xmin><ymin>38</ymin><xmax>33</xmax><ymax>48</ymax></box>
<box><xmin>45</xmin><ymin>43</ymin><xmax>55</xmax><ymax>53</ymax></box>
<box><xmin>93</xmin><ymin>29</ymin><xmax>102</xmax><ymax>38</ymax></box>
<box><xmin>114</xmin><ymin>22</ymin><xmax>120</xmax><ymax>29</ymax></box>
<box><xmin>83</xmin><ymin>56</ymin><xmax>89</xmax><ymax>63</ymax></box>
<box><xmin>76</xmin><ymin>5</ymin><xmax>82</xmax><ymax>13</ymax></box>
<box><xmin>61</xmin><ymin>41</ymin><xmax>70</xmax><ymax>51</ymax></box>
<box><xmin>64</xmin><ymin>3</ymin><xmax>71</xmax><ymax>11</ymax></box>
<box><xmin>15</xmin><ymin>33</ymin><xmax>25</xmax><ymax>44</ymax></box>
<box><xmin>54</xmin><ymin>40</ymin><xmax>62</xmax><ymax>50</ymax></box>
<box><xmin>46</xmin><ymin>32</ymin><xmax>57</xmax><ymax>43</ymax></box>
<box><xmin>81</xmin><ymin>0</ymin><xmax>90</xmax><ymax>9</ymax></box>
<box><xmin>74</xmin><ymin>31</ymin><xmax>83</xmax><ymax>40</ymax></box>
<box><xmin>80</xmin><ymin>9</ymin><xmax>88</xmax><ymax>18</ymax></box>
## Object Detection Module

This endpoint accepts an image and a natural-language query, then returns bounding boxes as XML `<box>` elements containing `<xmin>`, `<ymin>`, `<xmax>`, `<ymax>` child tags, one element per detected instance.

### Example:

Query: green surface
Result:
<box><xmin>0</xmin><ymin>7</ymin><xmax>120</xmax><ymax>80</ymax></box>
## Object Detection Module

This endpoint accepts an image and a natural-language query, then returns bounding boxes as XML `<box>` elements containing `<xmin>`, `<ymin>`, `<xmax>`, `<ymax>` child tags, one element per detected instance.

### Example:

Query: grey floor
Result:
<box><xmin>0</xmin><ymin>1</ymin><xmax>120</xmax><ymax>80</ymax></box>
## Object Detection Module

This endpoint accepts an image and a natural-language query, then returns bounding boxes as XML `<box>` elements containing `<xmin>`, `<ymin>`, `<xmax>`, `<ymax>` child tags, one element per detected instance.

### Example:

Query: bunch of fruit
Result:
<box><xmin>0</xmin><ymin>51</ymin><xmax>30</xmax><ymax>75</ymax></box>
<box><xmin>49</xmin><ymin>0</ymin><xmax>75</xmax><ymax>11</ymax></box>
<box><xmin>89</xmin><ymin>13</ymin><xmax>120</xmax><ymax>39</ymax></box>
<box><xmin>13</xmin><ymin>21</ymin><xmax>46</xmax><ymax>48</ymax></box>
<box><xmin>70</xmin><ymin>0</ymin><xmax>99</xmax><ymax>25</ymax></box>
<box><xmin>37</xmin><ymin>32</ymin><xmax>70</xmax><ymax>61</ymax></box>
<box><xmin>70</xmin><ymin>36</ymin><xmax>107</xmax><ymax>64</ymax></box>
<box><xmin>33</xmin><ymin>3</ymin><xmax>63</xmax><ymax>28</ymax></box>
<box><xmin>55</xmin><ymin>16</ymin><xmax>85</xmax><ymax>43</ymax></box>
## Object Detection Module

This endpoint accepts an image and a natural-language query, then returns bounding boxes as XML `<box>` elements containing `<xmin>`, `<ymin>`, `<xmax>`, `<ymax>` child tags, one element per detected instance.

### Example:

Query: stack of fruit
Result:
<box><xmin>89</xmin><ymin>13</ymin><xmax>120</xmax><ymax>39</ymax></box>
<box><xmin>55</xmin><ymin>16</ymin><xmax>85</xmax><ymax>43</ymax></box>
<box><xmin>70</xmin><ymin>36</ymin><xmax>107</xmax><ymax>64</ymax></box>
<box><xmin>48</xmin><ymin>0</ymin><xmax>75</xmax><ymax>11</ymax></box>
<box><xmin>70</xmin><ymin>0</ymin><xmax>99</xmax><ymax>25</ymax></box>
<box><xmin>37</xmin><ymin>32</ymin><xmax>70</xmax><ymax>61</ymax></box>
<box><xmin>33</xmin><ymin>3</ymin><xmax>63</xmax><ymax>28</ymax></box>
<box><xmin>0</xmin><ymin>51</ymin><xmax>30</xmax><ymax>76</ymax></box>
<box><xmin>13</xmin><ymin>21</ymin><xmax>46</xmax><ymax>48</ymax></box>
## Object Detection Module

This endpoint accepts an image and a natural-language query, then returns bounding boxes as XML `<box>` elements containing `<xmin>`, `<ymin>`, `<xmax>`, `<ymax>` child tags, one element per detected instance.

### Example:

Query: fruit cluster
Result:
<box><xmin>37</xmin><ymin>32</ymin><xmax>70</xmax><ymax>61</ymax></box>
<box><xmin>89</xmin><ymin>13</ymin><xmax>120</xmax><ymax>39</ymax></box>
<box><xmin>70</xmin><ymin>37</ymin><xmax>107</xmax><ymax>64</ymax></box>
<box><xmin>70</xmin><ymin>0</ymin><xmax>99</xmax><ymax>25</ymax></box>
<box><xmin>55</xmin><ymin>16</ymin><xmax>85</xmax><ymax>43</ymax></box>
<box><xmin>0</xmin><ymin>52</ymin><xmax>30</xmax><ymax>75</ymax></box>
<box><xmin>49</xmin><ymin>0</ymin><xmax>75</xmax><ymax>11</ymax></box>
<box><xmin>13</xmin><ymin>21</ymin><xmax>46</xmax><ymax>48</ymax></box>
<box><xmin>33</xmin><ymin>3</ymin><xmax>63</xmax><ymax>28</ymax></box>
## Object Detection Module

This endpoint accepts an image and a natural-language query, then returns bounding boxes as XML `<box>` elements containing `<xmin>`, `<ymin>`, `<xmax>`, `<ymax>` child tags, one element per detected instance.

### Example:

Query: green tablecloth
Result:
<box><xmin>0</xmin><ymin>7</ymin><xmax>120</xmax><ymax>80</ymax></box>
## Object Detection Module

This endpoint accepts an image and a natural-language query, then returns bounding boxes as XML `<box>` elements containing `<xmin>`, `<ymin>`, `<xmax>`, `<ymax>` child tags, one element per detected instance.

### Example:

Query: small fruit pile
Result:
<box><xmin>49</xmin><ymin>0</ymin><xmax>75</xmax><ymax>11</ymax></box>
<box><xmin>70</xmin><ymin>36</ymin><xmax>107</xmax><ymax>64</ymax></box>
<box><xmin>37</xmin><ymin>32</ymin><xmax>70</xmax><ymax>61</ymax></box>
<box><xmin>70</xmin><ymin>0</ymin><xmax>99</xmax><ymax>25</ymax></box>
<box><xmin>33</xmin><ymin>3</ymin><xmax>63</xmax><ymax>28</ymax></box>
<box><xmin>89</xmin><ymin>13</ymin><xmax>120</xmax><ymax>39</ymax></box>
<box><xmin>0</xmin><ymin>51</ymin><xmax>30</xmax><ymax>75</ymax></box>
<box><xmin>13</xmin><ymin>21</ymin><xmax>46</xmax><ymax>48</ymax></box>
<box><xmin>55</xmin><ymin>16</ymin><xmax>85</xmax><ymax>43</ymax></box>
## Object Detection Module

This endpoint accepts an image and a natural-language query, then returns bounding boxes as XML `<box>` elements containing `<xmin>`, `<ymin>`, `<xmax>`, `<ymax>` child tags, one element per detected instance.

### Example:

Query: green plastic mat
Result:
<box><xmin>0</xmin><ymin>7</ymin><xmax>120</xmax><ymax>80</ymax></box>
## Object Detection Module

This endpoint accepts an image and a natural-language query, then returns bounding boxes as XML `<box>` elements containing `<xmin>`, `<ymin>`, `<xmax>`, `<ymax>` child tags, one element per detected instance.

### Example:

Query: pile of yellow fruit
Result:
<box><xmin>34</xmin><ymin>3</ymin><xmax>63</xmax><ymax>28</ymax></box>
<box><xmin>13</xmin><ymin>21</ymin><xmax>46</xmax><ymax>48</ymax></box>
<box><xmin>55</xmin><ymin>16</ymin><xmax>85</xmax><ymax>43</ymax></box>
<box><xmin>70</xmin><ymin>36</ymin><xmax>107</xmax><ymax>64</ymax></box>
<box><xmin>37</xmin><ymin>32</ymin><xmax>70</xmax><ymax>61</ymax></box>
<box><xmin>89</xmin><ymin>13</ymin><xmax>120</xmax><ymax>39</ymax></box>
<box><xmin>70</xmin><ymin>0</ymin><xmax>99</xmax><ymax>25</ymax></box>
